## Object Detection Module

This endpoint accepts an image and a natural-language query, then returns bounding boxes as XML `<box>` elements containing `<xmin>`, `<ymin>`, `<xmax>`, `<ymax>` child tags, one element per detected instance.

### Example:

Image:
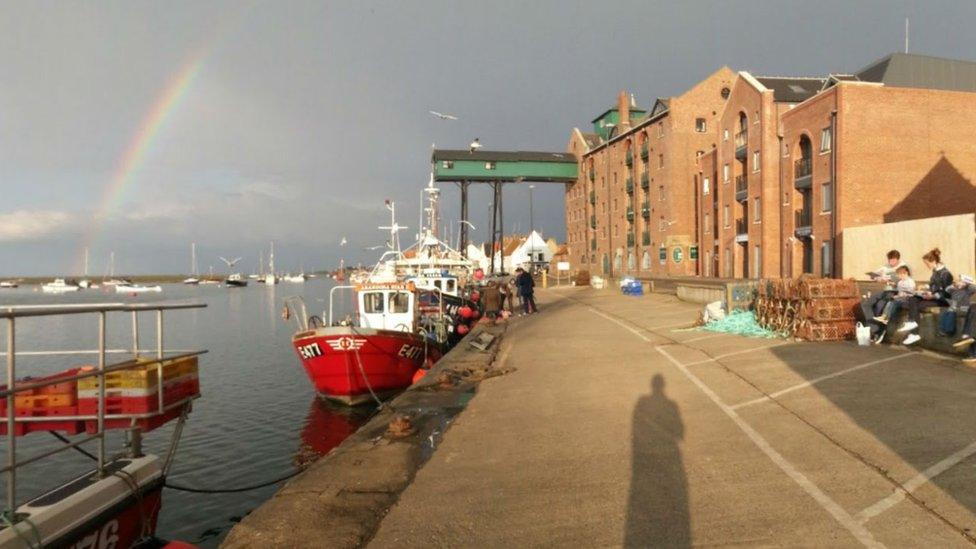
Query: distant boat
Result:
<box><xmin>115</xmin><ymin>283</ymin><xmax>162</xmax><ymax>294</ymax></box>
<box><xmin>78</xmin><ymin>247</ymin><xmax>94</xmax><ymax>289</ymax></box>
<box><xmin>0</xmin><ymin>281</ymin><xmax>19</xmax><ymax>289</ymax></box>
<box><xmin>225</xmin><ymin>273</ymin><xmax>248</xmax><ymax>287</ymax></box>
<box><xmin>283</xmin><ymin>273</ymin><xmax>307</xmax><ymax>283</ymax></box>
<box><xmin>183</xmin><ymin>242</ymin><xmax>200</xmax><ymax>285</ymax></box>
<box><xmin>264</xmin><ymin>241</ymin><xmax>278</xmax><ymax>285</ymax></box>
<box><xmin>101</xmin><ymin>252</ymin><xmax>131</xmax><ymax>286</ymax></box>
<box><xmin>42</xmin><ymin>279</ymin><xmax>80</xmax><ymax>293</ymax></box>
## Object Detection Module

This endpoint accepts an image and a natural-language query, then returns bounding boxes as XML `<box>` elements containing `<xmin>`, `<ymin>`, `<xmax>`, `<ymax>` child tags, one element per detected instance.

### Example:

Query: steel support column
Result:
<box><xmin>459</xmin><ymin>181</ymin><xmax>470</xmax><ymax>257</ymax></box>
<box><xmin>489</xmin><ymin>181</ymin><xmax>504</xmax><ymax>274</ymax></box>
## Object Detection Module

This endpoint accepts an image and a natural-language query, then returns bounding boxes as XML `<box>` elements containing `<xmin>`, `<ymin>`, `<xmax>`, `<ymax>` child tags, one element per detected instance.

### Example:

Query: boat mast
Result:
<box><xmin>379</xmin><ymin>200</ymin><xmax>407</xmax><ymax>256</ymax></box>
<box><xmin>191</xmin><ymin>242</ymin><xmax>198</xmax><ymax>276</ymax></box>
<box><xmin>83</xmin><ymin>247</ymin><xmax>89</xmax><ymax>277</ymax></box>
<box><xmin>269</xmin><ymin>241</ymin><xmax>275</xmax><ymax>277</ymax></box>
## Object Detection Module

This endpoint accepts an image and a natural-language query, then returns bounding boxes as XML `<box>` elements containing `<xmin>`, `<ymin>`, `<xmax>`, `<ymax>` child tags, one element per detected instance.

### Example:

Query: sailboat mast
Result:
<box><xmin>191</xmin><ymin>242</ymin><xmax>198</xmax><ymax>276</ymax></box>
<box><xmin>269</xmin><ymin>241</ymin><xmax>275</xmax><ymax>275</ymax></box>
<box><xmin>83</xmin><ymin>247</ymin><xmax>89</xmax><ymax>277</ymax></box>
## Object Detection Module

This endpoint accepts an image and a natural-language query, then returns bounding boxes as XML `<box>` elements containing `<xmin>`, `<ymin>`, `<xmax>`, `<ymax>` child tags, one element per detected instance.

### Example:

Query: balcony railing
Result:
<box><xmin>734</xmin><ymin>174</ymin><xmax>748</xmax><ymax>202</ymax></box>
<box><xmin>640</xmin><ymin>144</ymin><xmax>649</xmax><ymax>160</ymax></box>
<box><xmin>734</xmin><ymin>130</ymin><xmax>747</xmax><ymax>158</ymax></box>
<box><xmin>625</xmin><ymin>178</ymin><xmax>634</xmax><ymax>195</ymax></box>
<box><xmin>794</xmin><ymin>208</ymin><xmax>813</xmax><ymax>237</ymax></box>
<box><xmin>589</xmin><ymin>215</ymin><xmax>596</xmax><ymax>229</ymax></box>
<box><xmin>589</xmin><ymin>190</ymin><xmax>596</xmax><ymax>205</ymax></box>
<box><xmin>640</xmin><ymin>173</ymin><xmax>649</xmax><ymax>190</ymax></box>
<box><xmin>626</xmin><ymin>207</ymin><xmax>635</xmax><ymax>222</ymax></box>
<box><xmin>627</xmin><ymin>233</ymin><xmax>635</xmax><ymax>247</ymax></box>
<box><xmin>794</xmin><ymin>158</ymin><xmax>812</xmax><ymax>189</ymax></box>
<box><xmin>642</xmin><ymin>231</ymin><xmax>651</xmax><ymax>246</ymax></box>
<box><xmin>735</xmin><ymin>218</ymin><xmax>748</xmax><ymax>236</ymax></box>
<box><xmin>625</xmin><ymin>150</ymin><xmax>634</xmax><ymax>166</ymax></box>
<box><xmin>641</xmin><ymin>201</ymin><xmax>650</xmax><ymax>218</ymax></box>
<box><xmin>588</xmin><ymin>168</ymin><xmax>595</xmax><ymax>181</ymax></box>
<box><xmin>591</xmin><ymin>238</ymin><xmax>597</xmax><ymax>250</ymax></box>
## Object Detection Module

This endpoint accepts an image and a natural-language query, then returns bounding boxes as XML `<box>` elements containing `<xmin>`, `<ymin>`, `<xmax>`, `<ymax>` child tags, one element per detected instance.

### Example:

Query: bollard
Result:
<box><xmin>542</xmin><ymin>270</ymin><xmax>547</xmax><ymax>289</ymax></box>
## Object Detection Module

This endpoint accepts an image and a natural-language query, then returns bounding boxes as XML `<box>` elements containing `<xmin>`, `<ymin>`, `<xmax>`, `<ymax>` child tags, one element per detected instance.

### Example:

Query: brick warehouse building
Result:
<box><xmin>566</xmin><ymin>52</ymin><xmax>976</xmax><ymax>279</ymax></box>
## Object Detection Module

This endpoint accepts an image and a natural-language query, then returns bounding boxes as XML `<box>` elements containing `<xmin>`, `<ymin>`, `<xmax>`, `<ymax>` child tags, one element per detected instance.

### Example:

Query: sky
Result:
<box><xmin>2</xmin><ymin>0</ymin><xmax>976</xmax><ymax>276</ymax></box>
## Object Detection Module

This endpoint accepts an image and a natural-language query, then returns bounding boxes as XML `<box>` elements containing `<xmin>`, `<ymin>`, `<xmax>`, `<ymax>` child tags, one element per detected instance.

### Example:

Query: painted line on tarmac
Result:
<box><xmin>679</xmin><ymin>333</ymin><xmax>727</xmax><ymax>344</ymax></box>
<box><xmin>856</xmin><ymin>439</ymin><xmax>976</xmax><ymax>524</ymax></box>
<box><xmin>655</xmin><ymin>346</ymin><xmax>884</xmax><ymax>548</ymax></box>
<box><xmin>730</xmin><ymin>353</ymin><xmax>914</xmax><ymax>410</ymax></box>
<box><xmin>683</xmin><ymin>342</ymin><xmax>789</xmax><ymax>367</ymax></box>
<box><xmin>589</xmin><ymin>306</ymin><xmax>883</xmax><ymax>548</ymax></box>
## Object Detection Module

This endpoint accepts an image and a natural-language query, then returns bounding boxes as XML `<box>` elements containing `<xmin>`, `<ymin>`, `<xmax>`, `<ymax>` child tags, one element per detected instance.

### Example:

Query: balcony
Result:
<box><xmin>626</xmin><ymin>207</ymin><xmax>635</xmax><ymax>223</ymax></box>
<box><xmin>734</xmin><ymin>130</ymin><xmax>747</xmax><ymax>159</ymax></box>
<box><xmin>625</xmin><ymin>178</ymin><xmax>634</xmax><ymax>195</ymax></box>
<box><xmin>589</xmin><ymin>215</ymin><xmax>596</xmax><ymax>229</ymax></box>
<box><xmin>640</xmin><ymin>173</ymin><xmax>649</xmax><ymax>190</ymax></box>
<box><xmin>794</xmin><ymin>158</ymin><xmax>812</xmax><ymax>189</ymax></box>
<box><xmin>591</xmin><ymin>238</ymin><xmax>597</xmax><ymax>251</ymax></box>
<box><xmin>627</xmin><ymin>233</ymin><xmax>635</xmax><ymax>247</ymax></box>
<box><xmin>794</xmin><ymin>208</ymin><xmax>813</xmax><ymax>238</ymax></box>
<box><xmin>625</xmin><ymin>150</ymin><xmax>634</xmax><ymax>166</ymax></box>
<box><xmin>641</xmin><ymin>201</ymin><xmax>650</xmax><ymax>218</ymax></box>
<box><xmin>588</xmin><ymin>168</ymin><xmax>595</xmax><ymax>181</ymax></box>
<box><xmin>734</xmin><ymin>174</ymin><xmax>748</xmax><ymax>203</ymax></box>
<box><xmin>640</xmin><ymin>144</ymin><xmax>649</xmax><ymax>160</ymax></box>
<box><xmin>589</xmin><ymin>190</ymin><xmax>596</xmax><ymax>205</ymax></box>
<box><xmin>642</xmin><ymin>231</ymin><xmax>651</xmax><ymax>246</ymax></box>
<box><xmin>735</xmin><ymin>218</ymin><xmax>748</xmax><ymax>243</ymax></box>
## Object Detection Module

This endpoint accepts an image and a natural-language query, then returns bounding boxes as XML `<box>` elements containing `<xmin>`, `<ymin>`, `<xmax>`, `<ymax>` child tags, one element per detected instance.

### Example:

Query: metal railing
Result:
<box><xmin>795</xmin><ymin>207</ymin><xmax>813</xmax><ymax>228</ymax></box>
<box><xmin>2</xmin><ymin>301</ymin><xmax>206</xmax><ymax>514</ymax></box>
<box><xmin>735</xmin><ymin>174</ymin><xmax>748</xmax><ymax>194</ymax></box>
<box><xmin>734</xmin><ymin>130</ymin><xmax>748</xmax><ymax>149</ymax></box>
<box><xmin>735</xmin><ymin>218</ymin><xmax>748</xmax><ymax>236</ymax></box>
<box><xmin>795</xmin><ymin>157</ymin><xmax>812</xmax><ymax>179</ymax></box>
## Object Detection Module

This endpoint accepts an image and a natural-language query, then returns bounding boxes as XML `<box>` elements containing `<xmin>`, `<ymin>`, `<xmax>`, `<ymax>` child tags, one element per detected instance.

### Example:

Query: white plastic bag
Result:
<box><xmin>703</xmin><ymin>301</ymin><xmax>726</xmax><ymax>323</ymax></box>
<box><xmin>855</xmin><ymin>322</ymin><xmax>871</xmax><ymax>346</ymax></box>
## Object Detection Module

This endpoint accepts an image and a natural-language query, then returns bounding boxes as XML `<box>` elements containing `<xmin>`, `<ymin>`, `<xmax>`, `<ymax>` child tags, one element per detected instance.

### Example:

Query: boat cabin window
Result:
<box><xmin>433</xmin><ymin>280</ymin><xmax>443</xmax><ymax>290</ymax></box>
<box><xmin>363</xmin><ymin>292</ymin><xmax>385</xmax><ymax>313</ymax></box>
<box><xmin>389</xmin><ymin>291</ymin><xmax>410</xmax><ymax>313</ymax></box>
<box><xmin>446</xmin><ymin>279</ymin><xmax>456</xmax><ymax>293</ymax></box>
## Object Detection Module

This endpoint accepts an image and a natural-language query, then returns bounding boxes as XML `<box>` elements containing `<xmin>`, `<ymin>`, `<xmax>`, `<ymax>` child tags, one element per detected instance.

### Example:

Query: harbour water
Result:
<box><xmin>1</xmin><ymin>278</ymin><xmax>373</xmax><ymax>547</ymax></box>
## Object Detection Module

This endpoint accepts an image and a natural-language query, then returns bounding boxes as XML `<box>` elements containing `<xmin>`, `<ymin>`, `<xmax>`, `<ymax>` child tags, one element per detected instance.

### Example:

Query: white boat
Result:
<box><xmin>42</xmin><ymin>279</ymin><xmax>80</xmax><ymax>293</ymax></box>
<box><xmin>115</xmin><ymin>283</ymin><xmax>162</xmax><ymax>293</ymax></box>
<box><xmin>183</xmin><ymin>242</ymin><xmax>201</xmax><ymax>285</ymax></box>
<box><xmin>77</xmin><ymin>279</ymin><xmax>94</xmax><ymax>289</ymax></box>
<box><xmin>101</xmin><ymin>252</ymin><xmax>130</xmax><ymax>286</ymax></box>
<box><xmin>264</xmin><ymin>242</ymin><xmax>278</xmax><ymax>285</ymax></box>
<box><xmin>0</xmin><ymin>280</ymin><xmax>18</xmax><ymax>288</ymax></box>
<box><xmin>283</xmin><ymin>273</ymin><xmax>307</xmax><ymax>283</ymax></box>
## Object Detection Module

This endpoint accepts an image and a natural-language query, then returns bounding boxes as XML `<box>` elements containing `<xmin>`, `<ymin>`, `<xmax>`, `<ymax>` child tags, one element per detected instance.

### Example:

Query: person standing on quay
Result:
<box><xmin>515</xmin><ymin>267</ymin><xmax>537</xmax><ymax>315</ymax></box>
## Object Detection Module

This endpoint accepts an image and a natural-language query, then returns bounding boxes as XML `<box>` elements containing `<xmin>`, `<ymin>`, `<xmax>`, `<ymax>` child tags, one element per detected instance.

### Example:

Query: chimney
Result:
<box><xmin>618</xmin><ymin>90</ymin><xmax>631</xmax><ymax>130</ymax></box>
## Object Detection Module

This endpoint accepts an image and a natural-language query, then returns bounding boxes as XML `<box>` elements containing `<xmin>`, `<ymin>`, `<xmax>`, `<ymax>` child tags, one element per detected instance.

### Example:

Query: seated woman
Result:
<box><xmin>897</xmin><ymin>248</ymin><xmax>954</xmax><ymax>345</ymax></box>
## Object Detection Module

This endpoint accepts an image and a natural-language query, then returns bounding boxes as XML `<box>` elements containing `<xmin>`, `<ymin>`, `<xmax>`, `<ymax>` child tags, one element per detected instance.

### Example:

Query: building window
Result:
<box><xmin>658</xmin><ymin>154</ymin><xmax>664</xmax><ymax>169</ymax></box>
<box><xmin>822</xmin><ymin>241</ymin><xmax>833</xmax><ymax>277</ymax></box>
<box><xmin>442</xmin><ymin>160</ymin><xmax>454</xmax><ymax>169</ymax></box>
<box><xmin>695</xmin><ymin>118</ymin><xmax>707</xmax><ymax>132</ymax></box>
<box><xmin>820</xmin><ymin>127</ymin><xmax>832</xmax><ymax>152</ymax></box>
<box><xmin>702</xmin><ymin>176</ymin><xmax>710</xmax><ymax>195</ymax></box>
<box><xmin>723</xmin><ymin>204</ymin><xmax>730</xmax><ymax>227</ymax></box>
<box><xmin>659</xmin><ymin>186</ymin><xmax>665</xmax><ymax>201</ymax></box>
<box><xmin>485</xmin><ymin>161</ymin><xmax>496</xmax><ymax>170</ymax></box>
<box><xmin>752</xmin><ymin>151</ymin><xmax>760</xmax><ymax>172</ymax></box>
<box><xmin>753</xmin><ymin>197</ymin><xmax>761</xmax><ymax>222</ymax></box>
<box><xmin>723</xmin><ymin>163</ymin><xmax>730</xmax><ymax>182</ymax></box>
<box><xmin>659</xmin><ymin>217</ymin><xmax>666</xmax><ymax>231</ymax></box>
<box><xmin>642</xmin><ymin>251</ymin><xmax>651</xmax><ymax>269</ymax></box>
<box><xmin>783</xmin><ymin>190</ymin><xmax>790</xmax><ymax>206</ymax></box>
<box><xmin>723</xmin><ymin>129</ymin><xmax>729</xmax><ymax>141</ymax></box>
<box><xmin>822</xmin><ymin>181</ymin><xmax>833</xmax><ymax>212</ymax></box>
<box><xmin>754</xmin><ymin>245</ymin><xmax>762</xmax><ymax>277</ymax></box>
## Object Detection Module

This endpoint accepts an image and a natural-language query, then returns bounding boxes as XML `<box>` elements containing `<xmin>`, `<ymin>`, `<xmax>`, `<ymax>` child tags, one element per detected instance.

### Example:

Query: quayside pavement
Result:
<box><xmin>369</xmin><ymin>286</ymin><xmax>976</xmax><ymax>548</ymax></box>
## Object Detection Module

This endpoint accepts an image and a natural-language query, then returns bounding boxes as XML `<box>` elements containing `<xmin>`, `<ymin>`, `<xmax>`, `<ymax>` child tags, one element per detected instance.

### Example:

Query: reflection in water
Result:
<box><xmin>295</xmin><ymin>397</ymin><xmax>376</xmax><ymax>467</ymax></box>
<box><xmin>625</xmin><ymin>374</ymin><xmax>690</xmax><ymax>548</ymax></box>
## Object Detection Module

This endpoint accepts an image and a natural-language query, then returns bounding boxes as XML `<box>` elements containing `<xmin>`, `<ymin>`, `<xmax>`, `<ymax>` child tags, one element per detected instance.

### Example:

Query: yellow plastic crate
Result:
<box><xmin>78</xmin><ymin>356</ymin><xmax>198</xmax><ymax>391</ymax></box>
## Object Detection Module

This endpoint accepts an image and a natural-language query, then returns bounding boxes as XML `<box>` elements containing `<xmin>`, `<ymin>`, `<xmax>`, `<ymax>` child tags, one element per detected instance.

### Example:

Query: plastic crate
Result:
<box><xmin>77</xmin><ymin>373</ymin><xmax>198</xmax><ymax>399</ymax></box>
<box><xmin>77</xmin><ymin>377</ymin><xmax>199</xmax><ymax>415</ymax></box>
<box><xmin>77</xmin><ymin>356</ymin><xmax>198</xmax><ymax>391</ymax></box>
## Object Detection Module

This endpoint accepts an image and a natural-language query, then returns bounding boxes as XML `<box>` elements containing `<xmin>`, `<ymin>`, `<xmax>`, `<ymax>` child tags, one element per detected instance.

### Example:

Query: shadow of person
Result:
<box><xmin>624</xmin><ymin>374</ymin><xmax>690</xmax><ymax>548</ymax></box>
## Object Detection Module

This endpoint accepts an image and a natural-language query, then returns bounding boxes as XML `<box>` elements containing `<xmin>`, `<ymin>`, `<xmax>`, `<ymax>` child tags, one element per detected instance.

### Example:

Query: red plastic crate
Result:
<box><xmin>77</xmin><ymin>377</ymin><xmax>199</xmax><ymax>415</ymax></box>
<box><xmin>0</xmin><ymin>420</ymin><xmax>85</xmax><ymax>437</ymax></box>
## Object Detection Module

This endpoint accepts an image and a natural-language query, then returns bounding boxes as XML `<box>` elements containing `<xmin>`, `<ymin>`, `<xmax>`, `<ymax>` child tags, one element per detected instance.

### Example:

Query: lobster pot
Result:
<box><xmin>796</xmin><ymin>298</ymin><xmax>861</xmax><ymax>322</ymax></box>
<box><xmin>756</xmin><ymin>277</ymin><xmax>858</xmax><ymax>340</ymax></box>
<box><xmin>796</xmin><ymin>278</ymin><xmax>858</xmax><ymax>300</ymax></box>
<box><xmin>795</xmin><ymin>319</ymin><xmax>857</xmax><ymax>342</ymax></box>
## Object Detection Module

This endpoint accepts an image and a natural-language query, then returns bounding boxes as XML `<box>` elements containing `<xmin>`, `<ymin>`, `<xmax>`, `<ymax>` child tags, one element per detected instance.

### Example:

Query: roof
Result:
<box><xmin>754</xmin><ymin>76</ymin><xmax>826</xmax><ymax>102</ymax></box>
<box><xmin>590</xmin><ymin>104</ymin><xmax>647</xmax><ymax>124</ymax></box>
<box><xmin>855</xmin><ymin>52</ymin><xmax>976</xmax><ymax>93</ymax></box>
<box><xmin>580</xmin><ymin>132</ymin><xmax>603</xmax><ymax>149</ymax></box>
<box><xmin>432</xmin><ymin>150</ymin><xmax>577</xmax><ymax>163</ymax></box>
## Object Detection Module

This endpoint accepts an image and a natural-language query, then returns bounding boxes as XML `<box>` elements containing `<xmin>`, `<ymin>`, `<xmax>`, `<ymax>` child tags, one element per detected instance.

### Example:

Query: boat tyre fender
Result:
<box><xmin>308</xmin><ymin>315</ymin><xmax>323</xmax><ymax>328</ymax></box>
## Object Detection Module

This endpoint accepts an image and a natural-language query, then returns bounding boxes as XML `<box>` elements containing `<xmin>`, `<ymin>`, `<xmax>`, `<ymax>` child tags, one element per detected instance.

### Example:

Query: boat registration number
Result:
<box><xmin>398</xmin><ymin>344</ymin><xmax>423</xmax><ymax>360</ymax></box>
<box><xmin>298</xmin><ymin>342</ymin><xmax>323</xmax><ymax>359</ymax></box>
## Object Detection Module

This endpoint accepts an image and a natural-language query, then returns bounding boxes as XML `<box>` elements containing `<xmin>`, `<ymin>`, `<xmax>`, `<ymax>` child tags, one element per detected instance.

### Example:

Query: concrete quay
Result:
<box><xmin>230</xmin><ymin>287</ymin><xmax>976</xmax><ymax>547</ymax></box>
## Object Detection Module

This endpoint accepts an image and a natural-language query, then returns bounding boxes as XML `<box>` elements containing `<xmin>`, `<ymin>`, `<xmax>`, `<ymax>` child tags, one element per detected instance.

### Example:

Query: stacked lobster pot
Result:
<box><xmin>756</xmin><ymin>277</ymin><xmax>860</xmax><ymax>341</ymax></box>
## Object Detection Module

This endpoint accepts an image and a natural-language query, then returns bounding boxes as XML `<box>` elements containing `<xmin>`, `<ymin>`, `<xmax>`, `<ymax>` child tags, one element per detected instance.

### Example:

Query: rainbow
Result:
<box><xmin>74</xmin><ymin>53</ymin><xmax>206</xmax><ymax>274</ymax></box>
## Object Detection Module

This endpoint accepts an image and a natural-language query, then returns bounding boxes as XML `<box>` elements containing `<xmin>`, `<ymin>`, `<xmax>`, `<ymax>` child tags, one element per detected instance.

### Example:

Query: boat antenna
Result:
<box><xmin>378</xmin><ymin>200</ymin><xmax>407</xmax><ymax>255</ymax></box>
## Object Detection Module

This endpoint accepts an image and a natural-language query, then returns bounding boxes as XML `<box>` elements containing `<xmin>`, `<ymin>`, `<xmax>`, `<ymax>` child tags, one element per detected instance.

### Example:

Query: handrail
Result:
<box><xmin>329</xmin><ymin>285</ymin><xmax>358</xmax><ymax>325</ymax></box>
<box><xmin>0</xmin><ymin>301</ymin><xmax>205</xmax><ymax>318</ymax></box>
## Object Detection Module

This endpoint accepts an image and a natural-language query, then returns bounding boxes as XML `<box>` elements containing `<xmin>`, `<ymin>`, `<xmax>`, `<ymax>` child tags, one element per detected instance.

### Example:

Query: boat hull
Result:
<box><xmin>292</xmin><ymin>327</ymin><xmax>440</xmax><ymax>405</ymax></box>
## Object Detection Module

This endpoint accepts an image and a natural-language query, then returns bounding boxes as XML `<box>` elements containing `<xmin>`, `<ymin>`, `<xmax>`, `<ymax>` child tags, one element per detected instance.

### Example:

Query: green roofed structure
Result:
<box><xmin>431</xmin><ymin>149</ymin><xmax>578</xmax><ymax>273</ymax></box>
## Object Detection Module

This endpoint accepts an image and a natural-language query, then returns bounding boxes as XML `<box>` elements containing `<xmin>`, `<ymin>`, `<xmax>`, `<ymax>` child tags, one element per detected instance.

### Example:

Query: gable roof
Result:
<box><xmin>754</xmin><ymin>76</ymin><xmax>826</xmax><ymax>102</ymax></box>
<box><xmin>580</xmin><ymin>132</ymin><xmax>602</xmax><ymax>149</ymax></box>
<box><xmin>855</xmin><ymin>52</ymin><xmax>976</xmax><ymax>93</ymax></box>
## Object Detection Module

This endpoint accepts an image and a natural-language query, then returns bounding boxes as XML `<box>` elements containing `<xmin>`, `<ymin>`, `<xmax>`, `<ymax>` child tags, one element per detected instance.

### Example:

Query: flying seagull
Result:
<box><xmin>218</xmin><ymin>256</ymin><xmax>242</xmax><ymax>268</ymax></box>
<box><xmin>429</xmin><ymin>110</ymin><xmax>458</xmax><ymax>120</ymax></box>
<box><xmin>469</xmin><ymin>138</ymin><xmax>482</xmax><ymax>153</ymax></box>
<box><xmin>339</xmin><ymin>237</ymin><xmax>348</xmax><ymax>246</ymax></box>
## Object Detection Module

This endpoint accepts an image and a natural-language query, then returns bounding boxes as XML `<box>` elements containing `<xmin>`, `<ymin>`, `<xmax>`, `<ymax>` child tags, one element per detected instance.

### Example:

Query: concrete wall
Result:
<box><xmin>841</xmin><ymin>213</ymin><xmax>976</xmax><ymax>281</ymax></box>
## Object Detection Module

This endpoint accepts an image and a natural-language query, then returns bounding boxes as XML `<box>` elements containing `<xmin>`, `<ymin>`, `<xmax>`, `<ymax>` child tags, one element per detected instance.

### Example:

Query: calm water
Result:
<box><xmin>0</xmin><ymin>279</ymin><xmax>373</xmax><ymax>546</ymax></box>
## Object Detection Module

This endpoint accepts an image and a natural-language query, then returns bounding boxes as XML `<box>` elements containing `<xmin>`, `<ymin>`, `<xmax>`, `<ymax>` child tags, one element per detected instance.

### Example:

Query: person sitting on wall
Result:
<box><xmin>871</xmin><ymin>265</ymin><xmax>916</xmax><ymax>342</ymax></box>
<box><xmin>950</xmin><ymin>276</ymin><xmax>976</xmax><ymax>357</ymax></box>
<box><xmin>897</xmin><ymin>248</ymin><xmax>954</xmax><ymax>346</ymax></box>
<box><xmin>860</xmin><ymin>249</ymin><xmax>906</xmax><ymax>343</ymax></box>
